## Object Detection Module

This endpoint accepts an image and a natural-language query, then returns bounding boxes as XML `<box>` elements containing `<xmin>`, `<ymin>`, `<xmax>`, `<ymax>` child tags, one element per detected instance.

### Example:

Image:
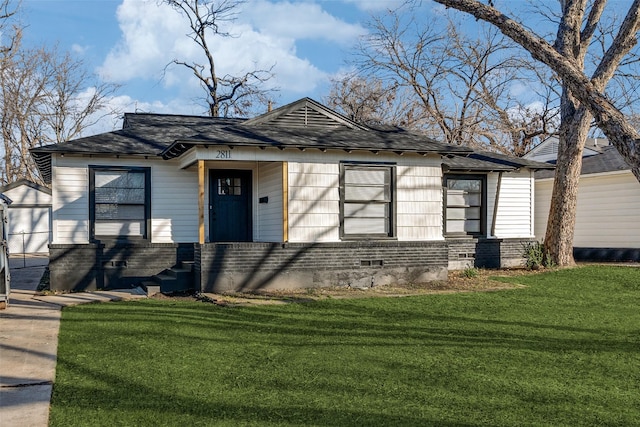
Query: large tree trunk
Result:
<box><xmin>544</xmin><ymin>103</ymin><xmax>591</xmax><ymax>266</ymax></box>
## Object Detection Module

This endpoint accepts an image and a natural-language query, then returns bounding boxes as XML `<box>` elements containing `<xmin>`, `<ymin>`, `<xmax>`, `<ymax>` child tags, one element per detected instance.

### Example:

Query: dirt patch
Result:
<box><xmin>151</xmin><ymin>268</ymin><xmax>538</xmax><ymax>306</ymax></box>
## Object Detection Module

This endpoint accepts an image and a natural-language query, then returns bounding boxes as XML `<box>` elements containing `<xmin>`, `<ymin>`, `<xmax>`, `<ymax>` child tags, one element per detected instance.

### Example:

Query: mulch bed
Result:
<box><xmin>151</xmin><ymin>268</ymin><xmax>539</xmax><ymax>306</ymax></box>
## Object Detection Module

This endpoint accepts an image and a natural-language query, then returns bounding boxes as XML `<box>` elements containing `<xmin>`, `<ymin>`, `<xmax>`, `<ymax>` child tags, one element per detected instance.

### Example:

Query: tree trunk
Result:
<box><xmin>544</xmin><ymin>102</ymin><xmax>591</xmax><ymax>265</ymax></box>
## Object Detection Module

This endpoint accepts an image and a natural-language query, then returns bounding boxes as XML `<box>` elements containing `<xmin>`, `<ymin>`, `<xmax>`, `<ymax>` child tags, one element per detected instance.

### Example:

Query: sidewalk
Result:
<box><xmin>0</xmin><ymin>257</ymin><xmax>147</xmax><ymax>427</ymax></box>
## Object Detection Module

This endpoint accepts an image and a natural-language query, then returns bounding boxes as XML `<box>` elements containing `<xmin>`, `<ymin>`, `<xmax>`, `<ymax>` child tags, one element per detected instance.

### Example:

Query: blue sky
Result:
<box><xmin>20</xmin><ymin>0</ymin><xmax>415</xmax><ymax>133</ymax></box>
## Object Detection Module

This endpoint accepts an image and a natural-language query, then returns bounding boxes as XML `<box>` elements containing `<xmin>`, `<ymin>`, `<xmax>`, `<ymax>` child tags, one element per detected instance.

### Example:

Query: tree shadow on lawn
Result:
<box><xmin>62</xmin><ymin>298</ymin><xmax>640</xmax><ymax>358</ymax></box>
<box><xmin>52</xmin><ymin>297</ymin><xmax>640</xmax><ymax>425</ymax></box>
<box><xmin>51</xmin><ymin>356</ymin><xmax>455</xmax><ymax>427</ymax></box>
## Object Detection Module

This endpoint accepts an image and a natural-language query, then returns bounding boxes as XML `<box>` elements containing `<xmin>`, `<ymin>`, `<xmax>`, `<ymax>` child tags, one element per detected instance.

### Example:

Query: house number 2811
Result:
<box><xmin>216</xmin><ymin>150</ymin><xmax>232</xmax><ymax>159</ymax></box>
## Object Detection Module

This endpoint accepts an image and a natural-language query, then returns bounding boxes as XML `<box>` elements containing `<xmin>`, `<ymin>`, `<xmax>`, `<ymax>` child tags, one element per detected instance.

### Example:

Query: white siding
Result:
<box><xmin>489</xmin><ymin>170</ymin><xmax>535</xmax><ymax>238</ymax></box>
<box><xmin>151</xmin><ymin>160</ymin><xmax>198</xmax><ymax>243</ymax></box>
<box><xmin>52</xmin><ymin>158</ymin><xmax>89</xmax><ymax>243</ymax></box>
<box><xmin>256</xmin><ymin>162</ymin><xmax>283</xmax><ymax>242</ymax></box>
<box><xmin>288</xmin><ymin>162</ymin><xmax>340</xmax><ymax>242</ymax></box>
<box><xmin>2</xmin><ymin>185</ymin><xmax>51</xmax><ymax>206</ymax></box>
<box><xmin>535</xmin><ymin>171</ymin><xmax>640</xmax><ymax>248</ymax></box>
<box><xmin>52</xmin><ymin>155</ymin><xmax>198</xmax><ymax>244</ymax></box>
<box><xmin>396</xmin><ymin>166</ymin><xmax>443</xmax><ymax>240</ymax></box>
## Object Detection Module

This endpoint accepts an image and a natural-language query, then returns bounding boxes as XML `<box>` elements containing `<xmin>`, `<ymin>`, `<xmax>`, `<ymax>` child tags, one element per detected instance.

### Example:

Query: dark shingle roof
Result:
<box><xmin>445</xmin><ymin>151</ymin><xmax>555</xmax><ymax>172</ymax></box>
<box><xmin>30</xmin><ymin>98</ymin><xmax>553</xmax><ymax>183</ymax></box>
<box><xmin>535</xmin><ymin>145</ymin><xmax>629</xmax><ymax>179</ymax></box>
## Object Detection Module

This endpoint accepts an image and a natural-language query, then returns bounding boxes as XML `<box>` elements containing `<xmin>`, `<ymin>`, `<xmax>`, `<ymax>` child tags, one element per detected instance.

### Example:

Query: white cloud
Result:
<box><xmin>341</xmin><ymin>0</ymin><xmax>405</xmax><ymax>12</ymax></box>
<box><xmin>71</xmin><ymin>43</ymin><xmax>89</xmax><ymax>55</ymax></box>
<box><xmin>242</xmin><ymin>1</ymin><xmax>366</xmax><ymax>44</ymax></box>
<box><xmin>98</xmin><ymin>0</ymin><xmax>365</xmax><ymax>103</ymax></box>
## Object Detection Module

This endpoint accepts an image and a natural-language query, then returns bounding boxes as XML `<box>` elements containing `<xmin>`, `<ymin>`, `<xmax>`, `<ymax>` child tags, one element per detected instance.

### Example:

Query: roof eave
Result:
<box><xmin>161</xmin><ymin>139</ymin><xmax>471</xmax><ymax>160</ymax></box>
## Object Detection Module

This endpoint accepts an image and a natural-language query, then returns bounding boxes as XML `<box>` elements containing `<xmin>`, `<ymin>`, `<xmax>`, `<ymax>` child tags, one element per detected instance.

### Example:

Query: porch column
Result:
<box><xmin>283</xmin><ymin>161</ymin><xmax>288</xmax><ymax>242</ymax></box>
<box><xmin>198</xmin><ymin>159</ymin><xmax>205</xmax><ymax>244</ymax></box>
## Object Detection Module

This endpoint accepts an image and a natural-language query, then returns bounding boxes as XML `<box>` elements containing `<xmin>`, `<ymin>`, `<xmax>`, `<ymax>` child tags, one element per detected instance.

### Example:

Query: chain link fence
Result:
<box><xmin>8</xmin><ymin>230</ymin><xmax>50</xmax><ymax>268</ymax></box>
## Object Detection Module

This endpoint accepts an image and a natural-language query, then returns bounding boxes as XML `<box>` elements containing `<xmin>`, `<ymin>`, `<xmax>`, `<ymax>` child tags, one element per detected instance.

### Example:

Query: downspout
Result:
<box><xmin>490</xmin><ymin>172</ymin><xmax>503</xmax><ymax>238</ymax></box>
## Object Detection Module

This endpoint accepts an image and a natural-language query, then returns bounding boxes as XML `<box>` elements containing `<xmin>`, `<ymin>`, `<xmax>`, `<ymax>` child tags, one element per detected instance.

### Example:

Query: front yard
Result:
<box><xmin>50</xmin><ymin>266</ymin><xmax>640</xmax><ymax>426</ymax></box>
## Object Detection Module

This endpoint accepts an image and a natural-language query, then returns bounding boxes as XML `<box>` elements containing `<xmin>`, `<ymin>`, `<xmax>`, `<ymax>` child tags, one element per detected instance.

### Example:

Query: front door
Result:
<box><xmin>209</xmin><ymin>170</ymin><xmax>252</xmax><ymax>242</ymax></box>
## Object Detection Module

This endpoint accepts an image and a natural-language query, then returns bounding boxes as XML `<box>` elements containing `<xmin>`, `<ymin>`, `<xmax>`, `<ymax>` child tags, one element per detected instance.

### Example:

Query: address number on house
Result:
<box><xmin>216</xmin><ymin>150</ymin><xmax>232</xmax><ymax>159</ymax></box>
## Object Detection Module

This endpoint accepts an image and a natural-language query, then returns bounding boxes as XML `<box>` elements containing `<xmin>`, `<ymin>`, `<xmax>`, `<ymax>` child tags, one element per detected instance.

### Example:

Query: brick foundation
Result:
<box><xmin>195</xmin><ymin>241</ymin><xmax>449</xmax><ymax>292</ymax></box>
<box><xmin>447</xmin><ymin>237</ymin><xmax>532</xmax><ymax>270</ymax></box>
<box><xmin>48</xmin><ymin>237</ymin><xmax>533</xmax><ymax>292</ymax></box>
<box><xmin>49</xmin><ymin>241</ymin><xmax>194</xmax><ymax>291</ymax></box>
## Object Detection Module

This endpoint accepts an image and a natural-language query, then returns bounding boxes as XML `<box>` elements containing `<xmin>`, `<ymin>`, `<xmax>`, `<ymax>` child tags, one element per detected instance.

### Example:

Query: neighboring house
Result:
<box><xmin>0</xmin><ymin>179</ymin><xmax>52</xmax><ymax>254</ymax></box>
<box><xmin>31</xmin><ymin>98</ymin><xmax>553</xmax><ymax>292</ymax></box>
<box><xmin>527</xmin><ymin>137</ymin><xmax>640</xmax><ymax>261</ymax></box>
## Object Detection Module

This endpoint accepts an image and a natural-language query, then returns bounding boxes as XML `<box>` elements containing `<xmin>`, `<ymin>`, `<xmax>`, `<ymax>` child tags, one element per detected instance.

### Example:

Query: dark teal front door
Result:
<box><xmin>209</xmin><ymin>170</ymin><xmax>252</xmax><ymax>242</ymax></box>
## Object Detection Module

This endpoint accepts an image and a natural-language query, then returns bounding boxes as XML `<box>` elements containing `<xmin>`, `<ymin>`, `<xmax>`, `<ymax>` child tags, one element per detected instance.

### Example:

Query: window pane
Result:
<box><xmin>464</xmin><ymin>219</ymin><xmax>481</xmax><ymax>233</ymax></box>
<box><xmin>345</xmin><ymin>169</ymin><xmax>388</xmax><ymax>185</ymax></box>
<box><xmin>345</xmin><ymin>185</ymin><xmax>387</xmax><ymax>201</ymax></box>
<box><xmin>446</xmin><ymin>219</ymin><xmax>480</xmax><ymax>233</ymax></box>
<box><xmin>96</xmin><ymin>204</ymin><xmax>144</xmax><ymax>220</ymax></box>
<box><xmin>446</xmin><ymin>207</ymin><xmax>480</xmax><ymax>220</ymax></box>
<box><xmin>95</xmin><ymin>187</ymin><xmax>145</xmax><ymax>204</ymax></box>
<box><xmin>447</xmin><ymin>190</ymin><xmax>480</xmax><ymax>207</ymax></box>
<box><xmin>345</xmin><ymin>217</ymin><xmax>388</xmax><ymax>234</ymax></box>
<box><xmin>95</xmin><ymin>171</ymin><xmax>144</xmax><ymax>189</ymax></box>
<box><xmin>95</xmin><ymin>220</ymin><xmax>144</xmax><ymax>236</ymax></box>
<box><xmin>446</xmin><ymin>219</ymin><xmax>466</xmax><ymax>233</ymax></box>
<box><xmin>448</xmin><ymin>179</ymin><xmax>481</xmax><ymax>192</ymax></box>
<box><xmin>344</xmin><ymin>203</ymin><xmax>386</xmax><ymax>218</ymax></box>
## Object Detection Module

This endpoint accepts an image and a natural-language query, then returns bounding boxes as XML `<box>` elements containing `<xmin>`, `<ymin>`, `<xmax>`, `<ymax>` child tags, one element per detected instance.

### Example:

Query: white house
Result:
<box><xmin>0</xmin><ymin>180</ymin><xmax>52</xmax><ymax>254</ymax></box>
<box><xmin>31</xmin><ymin>98</ymin><xmax>553</xmax><ymax>292</ymax></box>
<box><xmin>526</xmin><ymin>137</ymin><xmax>640</xmax><ymax>261</ymax></box>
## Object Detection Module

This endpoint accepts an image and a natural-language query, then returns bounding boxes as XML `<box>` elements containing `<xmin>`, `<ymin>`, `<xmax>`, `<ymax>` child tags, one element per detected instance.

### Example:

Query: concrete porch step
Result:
<box><xmin>140</xmin><ymin>281</ymin><xmax>160</xmax><ymax>297</ymax></box>
<box><xmin>152</xmin><ymin>261</ymin><xmax>195</xmax><ymax>293</ymax></box>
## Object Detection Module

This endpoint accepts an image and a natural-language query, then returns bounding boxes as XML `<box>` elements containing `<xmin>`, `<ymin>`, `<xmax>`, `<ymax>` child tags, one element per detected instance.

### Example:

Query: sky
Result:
<box><xmin>19</xmin><ymin>0</ymin><xmax>414</xmax><ymax>134</ymax></box>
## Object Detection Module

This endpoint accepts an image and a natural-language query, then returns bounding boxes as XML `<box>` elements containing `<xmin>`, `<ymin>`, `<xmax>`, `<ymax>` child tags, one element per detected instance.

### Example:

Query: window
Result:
<box><xmin>444</xmin><ymin>174</ymin><xmax>485</xmax><ymax>235</ymax></box>
<box><xmin>217</xmin><ymin>177</ymin><xmax>242</xmax><ymax>195</ymax></box>
<box><xmin>340</xmin><ymin>164</ymin><xmax>394</xmax><ymax>238</ymax></box>
<box><xmin>89</xmin><ymin>166</ymin><xmax>151</xmax><ymax>240</ymax></box>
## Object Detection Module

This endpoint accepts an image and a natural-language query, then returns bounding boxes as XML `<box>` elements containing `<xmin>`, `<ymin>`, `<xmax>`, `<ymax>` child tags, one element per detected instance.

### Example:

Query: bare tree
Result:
<box><xmin>325</xmin><ymin>75</ymin><xmax>425</xmax><ymax>128</ymax></box>
<box><xmin>353</xmin><ymin>10</ymin><xmax>559</xmax><ymax>153</ymax></box>
<box><xmin>0</xmin><ymin>45</ymin><xmax>118</xmax><ymax>184</ymax></box>
<box><xmin>434</xmin><ymin>0</ymin><xmax>640</xmax><ymax>266</ymax></box>
<box><xmin>163</xmin><ymin>0</ymin><xmax>276</xmax><ymax>117</ymax></box>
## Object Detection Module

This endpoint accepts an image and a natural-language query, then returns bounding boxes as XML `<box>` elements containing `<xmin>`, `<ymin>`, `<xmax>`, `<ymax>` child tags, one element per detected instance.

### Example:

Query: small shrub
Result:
<box><xmin>522</xmin><ymin>241</ymin><xmax>554</xmax><ymax>269</ymax></box>
<box><xmin>461</xmin><ymin>267</ymin><xmax>479</xmax><ymax>278</ymax></box>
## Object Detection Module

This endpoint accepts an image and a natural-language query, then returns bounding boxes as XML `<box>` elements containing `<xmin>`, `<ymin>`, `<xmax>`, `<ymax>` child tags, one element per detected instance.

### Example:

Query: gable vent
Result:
<box><xmin>271</xmin><ymin>106</ymin><xmax>348</xmax><ymax>129</ymax></box>
<box><xmin>537</xmin><ymin>139</ymin><xmax>558</xmax><ymax>156</ymax></box>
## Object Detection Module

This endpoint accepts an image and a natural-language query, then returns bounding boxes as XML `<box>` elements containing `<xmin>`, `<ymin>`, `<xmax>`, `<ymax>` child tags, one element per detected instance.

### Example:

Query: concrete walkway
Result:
<box><xmin>0</xmin><ymin>256</ymin><xmax>147</xmax><ymax>427</ymax></box>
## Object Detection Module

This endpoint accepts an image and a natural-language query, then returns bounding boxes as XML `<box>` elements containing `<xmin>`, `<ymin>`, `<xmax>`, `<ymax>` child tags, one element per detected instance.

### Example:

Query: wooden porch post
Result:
<box><xmin>198</xmin><ymin>160</ymin><xmax>205</xmax><ymax>244</ymax></box>
<box><xmin>283</xmin><ymin>161</ymin><xmax>288</xmax><ymax>242</ymax></box>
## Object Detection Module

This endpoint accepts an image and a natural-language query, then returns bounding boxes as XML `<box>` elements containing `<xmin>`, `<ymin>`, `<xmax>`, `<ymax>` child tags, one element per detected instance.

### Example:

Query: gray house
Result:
<box><xmin>31</xmin><ymin>98</ymin><xmax>553</xmax><ymax>292</ymax></box>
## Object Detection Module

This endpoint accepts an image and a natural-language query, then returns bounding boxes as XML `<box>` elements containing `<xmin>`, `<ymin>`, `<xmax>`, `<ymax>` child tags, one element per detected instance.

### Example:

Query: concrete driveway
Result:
<box><xmin>0</xmin><ymin>255</ymin><xmax>146</xmax><ymax>426</ymax></box>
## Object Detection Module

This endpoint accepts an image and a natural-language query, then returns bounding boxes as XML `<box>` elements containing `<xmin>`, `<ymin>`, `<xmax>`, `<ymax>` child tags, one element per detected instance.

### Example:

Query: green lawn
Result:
<box><xmin>50</xmin><ymin>266</ymin><xmax>640</xmax><ymax>426</ymax></box>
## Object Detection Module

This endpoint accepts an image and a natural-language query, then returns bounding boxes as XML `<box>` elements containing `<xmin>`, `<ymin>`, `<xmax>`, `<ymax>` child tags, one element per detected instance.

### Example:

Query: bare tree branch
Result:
<box><xmin>163</xmin><ymin>0</ymin><xmax>276</xmax><ymax>117</ymax></box>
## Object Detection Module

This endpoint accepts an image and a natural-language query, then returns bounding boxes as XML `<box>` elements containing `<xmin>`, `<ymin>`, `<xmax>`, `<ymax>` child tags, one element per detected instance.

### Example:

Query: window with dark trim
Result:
<box><xmin>444</xmin><ymin>174</ymin><xmax>486</xmax><ymax>236</ymax></box>
<box><xmin>340</xmin><ymin>164</ymin><xmax>395</xmax><ymax>238</ymax></box>
<box><xmin>89</xmin><ymin>166</ymin><xmax>151</xmax><ymax>240</ymax></box>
